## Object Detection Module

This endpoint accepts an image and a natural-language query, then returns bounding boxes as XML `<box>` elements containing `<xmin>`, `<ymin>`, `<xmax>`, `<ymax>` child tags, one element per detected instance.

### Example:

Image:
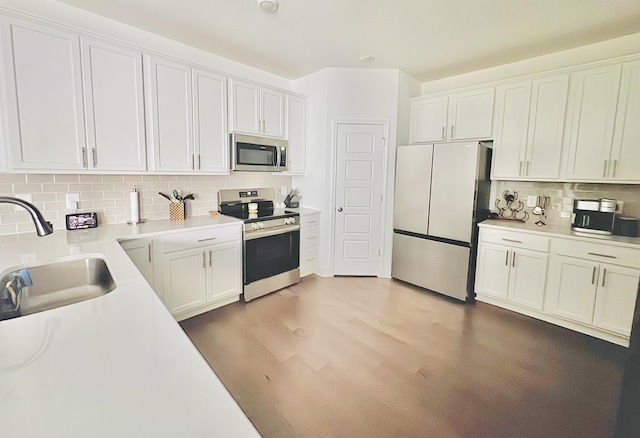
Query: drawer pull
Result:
<box><xmin>502</xmin><ymin>238</ymin><xmax>522</xmax><ymax>243</ymax></box>
<box><xmin>587</xmin><ymin>252</ymin><xmax>616</xmax><ymax>259</ymax></box>
<box><xmin>602</xmin><ymin>268</ymin><xmax>607</xmax><ymax>287</ymax></box>
<box><xmin>505</xmin><ymin>250</ymin><xmax>509</xmax><ymax>266</ymax></box>
<box><xmin>591</xmin><ymin>267</ymin><xmax>596</xmax><ymax>285</ymax></box>
<box><xmin>197</xmin><ymin>237</ymin><xmax>217</xmax><ymax>242</ymax></box>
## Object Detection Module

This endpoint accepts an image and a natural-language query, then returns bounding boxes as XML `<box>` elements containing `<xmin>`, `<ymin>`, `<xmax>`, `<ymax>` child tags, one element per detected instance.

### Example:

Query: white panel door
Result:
<box><xmin>492</xmin><ymin>81</ymin><xmax>531</xmax><ymax>178</ymax></box>
<box><xmin>566</xmin><ymin>65</ymin><xmax>622</xmax><ymax>180</ymax></box>
<box><xmin>524</xmin><ymin>74</ymin><xmax>569</xmax><ymax>179</ymax></box>
<box><xmin>261</xmin><ymin>88</ymin><xmax>285</xmax><ymax>138</ymax></box>
<box><xmin>428</xmin><ymin>142</ymin><xmax>478</xmax><ymax>243</ymax></box>
<box><xmin>393</xmin><ymin>144</ymin><xmax>433</xmax><ymax>235</ymax></box>
<box><xmin>193</xmin><ymin>68</ymin><xmax>228</xmax><ymax>173</ymax></box>
<box><xmin>286</xmin><ymin>94</ymin><xmax>307</xmax><ymax>174</ymax></box>
<box><xmin>163</xmin><ymin>248</ymin><xmax>207</xmax><ymax>315</ymax></box>
<box><xmin>508</xmin><ymin>248</ymin><xmax>548</xmax><ymax>310</ymax></box>
<box><xmin>1</xmin><ymin>17</ymin><xmax>86</xmax><ymax>170</ymax></box>
<box><xmin>207</xmin><ymin>242</ymin><xmax>241</xmax><ymax>302</ymax></box>
<box><xmin>334</xmin><ymin>123</ymin><xmax>385</xmax><ymax>275</ymax></box>
<box><xmin>231</xmin><ymin>80</ymin><xmax>260</xmax><ymax>134</ymax></box>
<box><xmin>592</xmin><ymin>264</ymin><xmax>639</xmax><ymax>336</ymax></box>
<box><xmin>145</xmin><ymin>56</ymin><xmax>194</xmax><ymax>172</ymax></box>
<box><xmin>448</xmin><ymin>88</ymin><xmax>494</xmax><ymax>140</ymax></box>
<box><xmin>610</xmin><ymin>60</ymin><xmax>640</xmax><ymax>181</ymax></box>
<box><xmin>546</xmin><ymin>255</ymin><xmax>598</xmax><ymax>324</ymax></box>
<box><xmin>475</xmin><ymin>243</ymin><xmax>510</xmax><ymax>300</ymax></box>
<box><xmin>82</xmin><ymin>38</ymin><xmax>146</xmax><ymax>171</ymax></box>
<box><xmin>409</xmin><ymin>96</ymin><xmax>448</xmax><ymax>143</ymax></box>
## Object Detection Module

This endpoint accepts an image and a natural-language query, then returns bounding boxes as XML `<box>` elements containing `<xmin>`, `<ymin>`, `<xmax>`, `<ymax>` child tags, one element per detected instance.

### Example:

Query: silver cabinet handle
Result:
<box><xmin>82</xmin><ymin>147</ymin><xmax>88</xmax><ymax>168</ymax></box>
<box><xmin>525</xmin><ymin>161</ymin><xmax>530</xmax><ymax>176</ymax></box>
<box><xmin>613</xmin><ymin>160</ymin><xmax>618</xmax><ymax>177</ymax></box>
<box><xmin>209</xmin><ymin>250</ymin><xmax>212</xmax><ymax>267</ymax></box>
<box><xmin>92</xmin><ymin>148</ymin><xmax>97</xmax><ymax>167</ymax></box>
<box><xmin>592</xmin><ymin>266</ymin><xmax>596</xmax><ymax>285</ymax></box>
<box><xmin>450</xmin><ymin>125</ymin><xmax>454</xmax><ymax>138</ymax></box>
<box><xmin>148</xmin><ymin>243</ymin><xmax>152</xmax><ymax>263</ymax></box>
<box><xmin>505</xmin><ymin>250</ymin><xmax>509</xmax><ymax>266</ymax></box>
<box><xmin>262</xmin><ymin>120</ymin><xmax>266</xmax><ymax>133</ymax></box>
<box><xmin>257</xmin><ymin>119</ymin><xmax>261</xmax><ymax>132</ymax></box>
<box><xmin>512</xmin><ymin>251</ymin><xmax>516</xmax><ymax>268</ymax></box>
<box><xmin>191</xmin><ymin>154</ymin><xmax>195</xmax><ymax>170</ymax></box>
<box><xmin>441</xmin><ymin>126</ymin><xmax>445</xmax><ymax>139</ymax></box>
<box><xmin>337</xmin><ymin>207</ymin><xmax>343</xmax><ymax>212</ymax></box>
<box><xmin>603</xmin><ymin>160</ymin><xmax>608</xmax><ymax>177</ymax></box>
<box><xmin>518</xmin><ymin>161</ymin><xmax>523</xmax><ymax>176</ymax></box>
<box><xmin>588</xmin><ymin>252</ymin><xmax>617</xmax><ymax>259</ymax></box>
<box><xmin>502</xmin><ymin>238</ymin><xmax>522</xmax><ymax>243</ymax></box>
<box><xmin>602</xmin><ymin>268</ymin><xmax>607</xmax><ymax>287</ymax></box>
<box><xmin>197</xmin><ymin>154</ymin><xmax>201</xmax><ymax>170</ymax></box>
<box><xmin>197</xmin><ymin>237</ymin><xmax>217</xmax><ymax>242</ymax></box>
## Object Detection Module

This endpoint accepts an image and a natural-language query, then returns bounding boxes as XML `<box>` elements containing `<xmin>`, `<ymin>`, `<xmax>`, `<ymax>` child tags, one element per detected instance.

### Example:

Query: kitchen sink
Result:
<box><xmin>0</xmin><ymin>256</ymin><xmax>116</xmax><ymax>320</ymax></box>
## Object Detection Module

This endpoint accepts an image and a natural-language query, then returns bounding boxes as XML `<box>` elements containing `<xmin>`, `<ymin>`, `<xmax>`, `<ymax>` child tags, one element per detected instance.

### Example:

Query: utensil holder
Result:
<box><xmin>169</xmin><ymin>202</ymin><xmax>185</xmax><ymax>222</ymax></box>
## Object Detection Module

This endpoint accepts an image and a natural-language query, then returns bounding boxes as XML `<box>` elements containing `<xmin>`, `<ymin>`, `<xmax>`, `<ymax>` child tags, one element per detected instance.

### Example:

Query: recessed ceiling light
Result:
<box><xmin>257</xmin><ymin>0</ymin><xmax>279</xmax><ymax>12</ymax></box>
<box><xmin>360</xmin><ymin>55</ymin><xmax>375</xmax><ymax>64</ymax></box>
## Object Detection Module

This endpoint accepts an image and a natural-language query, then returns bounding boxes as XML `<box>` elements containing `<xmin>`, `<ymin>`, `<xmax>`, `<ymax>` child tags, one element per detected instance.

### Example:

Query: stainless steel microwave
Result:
<box><xmin>231</xmin><ymin>133</ymin><xmax>288</xmax><ymax>172</ymax></box>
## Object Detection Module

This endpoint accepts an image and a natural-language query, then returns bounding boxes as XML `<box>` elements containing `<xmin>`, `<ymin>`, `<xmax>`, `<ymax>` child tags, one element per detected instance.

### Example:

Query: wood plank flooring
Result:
<box><xmin>180</xmin><ymin>275</ymin><xmax>627</xmax><ymax>437</ymax></box>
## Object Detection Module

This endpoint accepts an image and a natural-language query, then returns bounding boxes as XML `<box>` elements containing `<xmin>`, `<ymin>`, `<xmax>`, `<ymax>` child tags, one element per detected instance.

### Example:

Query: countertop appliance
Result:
<box><xmin>230</xmin><ymin>133</ymin><xmax>288</xmax><ymax>172</ymax></box>
<box><xmin>391</xmin><ymin>141</ymin><xmax>491</xmax><ymax>301</ymax></box>
<box><xmin>218</xmin><ymin>188</ymin><xmax>300</xmax><ymax>301</ymax></box>
<box><xmin>571</xmin><ymin>199</ymin><xmax>618</xmax><ymax>235</ymax></box>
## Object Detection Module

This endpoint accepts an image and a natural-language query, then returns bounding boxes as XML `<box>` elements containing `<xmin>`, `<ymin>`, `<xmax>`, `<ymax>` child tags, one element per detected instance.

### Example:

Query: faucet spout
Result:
<box><xmin>0</xmin><ymin>196</ymin><xmax>54</xmax><ymax>236</ymax></box>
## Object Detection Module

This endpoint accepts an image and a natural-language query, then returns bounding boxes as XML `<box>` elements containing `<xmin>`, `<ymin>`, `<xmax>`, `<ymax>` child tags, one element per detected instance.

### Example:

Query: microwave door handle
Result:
<box><xmin>275</xmin><ymin>146</ymin><xmax>281</xmax><ymax>171</ymax></box>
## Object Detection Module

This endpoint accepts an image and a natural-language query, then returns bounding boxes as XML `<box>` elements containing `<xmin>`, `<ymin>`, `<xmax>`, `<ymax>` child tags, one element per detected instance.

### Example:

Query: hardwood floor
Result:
<box><xmin>180</xmin><ymin>275</ymin><xmax>627</xmax><ymax>437</ymax></box>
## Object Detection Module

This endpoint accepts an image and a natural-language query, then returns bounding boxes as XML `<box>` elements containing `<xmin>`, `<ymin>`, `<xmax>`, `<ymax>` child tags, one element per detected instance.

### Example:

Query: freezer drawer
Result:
<box><xmin>392</xmin><ymin>233</ymin><xmax>470</xmax><ymax>301</ymax></box>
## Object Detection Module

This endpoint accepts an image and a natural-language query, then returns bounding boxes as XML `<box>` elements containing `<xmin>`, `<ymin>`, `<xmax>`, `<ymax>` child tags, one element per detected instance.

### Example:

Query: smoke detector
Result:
<box><xmin>257</xmin><ymin>0</ymin><xmax>279</xmax><ymax>12</ymax></box>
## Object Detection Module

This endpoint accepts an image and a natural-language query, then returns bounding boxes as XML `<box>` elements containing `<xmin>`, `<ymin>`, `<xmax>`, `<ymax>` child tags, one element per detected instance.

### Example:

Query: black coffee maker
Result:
<box><xmin>571</xmin><ymin>199</ymin><xmax>617</xmax><ymax>235</ymax></box>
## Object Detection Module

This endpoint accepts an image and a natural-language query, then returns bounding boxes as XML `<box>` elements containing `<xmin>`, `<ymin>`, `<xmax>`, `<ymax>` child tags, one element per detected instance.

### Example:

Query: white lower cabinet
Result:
<box><xmin>299</xmin><ymin>212</ymin><xmax>320</xmax><ymax>277</ymax></box>
<box><xmin>476</xmin><ymin>224</ymin><xmax>640</xmax><ymax>346</ymax></box>
<box><xmin>119</xmin><ymin>238</ymin><xmax>155</xmax><ymax>291</ymax></box>
<box><xmin>148</xmin><ymin>225</ymin><xmax>242</xmax><ymax>321</ymax></box>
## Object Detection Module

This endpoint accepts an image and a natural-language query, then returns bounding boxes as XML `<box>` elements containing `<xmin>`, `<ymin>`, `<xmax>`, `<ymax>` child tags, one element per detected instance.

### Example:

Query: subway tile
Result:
<box><xmin>103</xmin><ymin>191</ymin><xmax>126</xmax><ymax>200</ymax></box>
<box><xmin>92</xmin><ymin>183</ymin><xmax>115</xmax><ymax>192</ymax></box>
<box><xmin>32</xmin><ymin>193</ymin><xmax>57</xmax><ymax>203</ymax></box>
<box><xmin>54</xmin><ymin>174</ymin><xmax>80</xmax><ymax>183</ymax></box>
<box><xmin>102</xmin><ymin>175</ymin><xmax>125</xmax><ymax>182</ymax></box>
<box><xmin>68</xmin><ymin>183</ymin><xmax>93</xmax><ymax>191</ymax></box>
<box><xmin>0</xmin><ymin>184</ymin><xmax>13</xmax><ymax>194</ymax></box>
<box><xmin>93</xmin><ymin>199</ymin><xmax>116</xmax><ymax>208</ymax></box>
<box><xmin>0</xmin><ymin>174</ymin><xmax>26</xmax><ymax>183</ymax></box>
<box><xmin>2</xmin><ymin>212</ymin><xmax>32</xmax><ymax>224</ymax></box>
<box><xmin>82</xmin><ymin>191</ymin><xmax>105</xmax><ymax>200</ymax></box>
<box><xmin>13</xmin><ymin>183</ymin><xmax>43</xmax><ymax>193</ymax></box>
<box><xmin>79</xmin><ymin>174</ymin><xmax>103</xmax><ymax>183</ymax></box>
<box><xmin>27</xmin><ymin>174</ymin><xmax>55</xmax><ymax>183</ymax></box>
<box><xmin>42</xmin><ymin>183</ymin><xmax>70</xmax><ymax>193</ymax></box>
<box><xmin>44</xmin><ymin>202</ymin><xmax>67</xmax><ymax>211</ymax></box>
<box><xmin>0</xmin><ymin>223</ymin><xmax>18</xmax><ymax>235</ymax></box>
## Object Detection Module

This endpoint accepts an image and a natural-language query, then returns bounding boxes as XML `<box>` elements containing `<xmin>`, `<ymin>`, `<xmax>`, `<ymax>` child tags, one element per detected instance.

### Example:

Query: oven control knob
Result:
<box><xmin>251</xmin><ymin>223</ymin><xmax>259</xmax><ymax>230</ymax></box>
<box><xmin>289</xmin><ymin>217</ymin><xmax>296</xmax><ymax>224</ymax></box>
<box><xmin>283</xmin><ymin>218</ymin><xmax>290</xmax><ymax>224</ymax></box>
<box><xmin>258</xmin><ymin>222</ymin><xmax>264</xmax><ymax>229</ymax></box>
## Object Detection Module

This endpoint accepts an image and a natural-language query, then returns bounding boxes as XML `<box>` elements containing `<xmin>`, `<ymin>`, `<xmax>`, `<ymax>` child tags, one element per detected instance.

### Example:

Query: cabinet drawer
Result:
<box><xmin>300</xmin><ymin>247</ymin><xmax>319</xmax><ymax>276</ymax></box>
<box><xmin>300</xmin><ymin>214</ymin><xmax>320</xmax><ymax>227</ymax></box>
<box><xmin>551</xmin><ymin>239</ymin><xmax>640</xmax><ymax>269</ymax></box>
<box><xmin>159</xmin><ymin>226</ymin><xmax>241</xmax><ymax>253</ymax></box>
<box><xmin>300</xmin><ymin>226</ymin><xmax>319</xmax><ymax>250</ymax></box>
<box><xmin>480</xmin><ymin>228</ymin><xmax>550</xmax><ymax>252</ymax></box>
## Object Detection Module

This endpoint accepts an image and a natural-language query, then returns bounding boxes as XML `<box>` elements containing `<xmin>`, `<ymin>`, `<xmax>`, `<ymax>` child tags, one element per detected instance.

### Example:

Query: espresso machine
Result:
<box><xmin>571</xmin><ymin>199</ymin><xmax>618</xmax><ymax>235</ymax></box>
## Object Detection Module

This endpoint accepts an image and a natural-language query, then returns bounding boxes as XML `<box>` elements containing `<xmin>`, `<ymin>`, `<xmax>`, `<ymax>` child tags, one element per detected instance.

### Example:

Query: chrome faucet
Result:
<box><xmin>0</xmin><ymin>196</ymin><xmax>53</xmax><ymax>236</ymax></box>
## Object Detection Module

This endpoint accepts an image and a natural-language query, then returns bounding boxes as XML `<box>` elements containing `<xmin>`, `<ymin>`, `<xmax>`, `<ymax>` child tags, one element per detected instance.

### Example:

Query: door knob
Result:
<box><xmin>337</xmin><ymin>207</ymin><xmax>343</xmax><ymax>212</ymax></box>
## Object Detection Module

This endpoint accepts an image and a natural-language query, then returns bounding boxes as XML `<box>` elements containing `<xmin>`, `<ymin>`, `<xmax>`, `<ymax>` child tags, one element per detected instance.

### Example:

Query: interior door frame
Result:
<box><xmin>330</xmin><ymin>119</ymin><xmax>390</xmax><ymax>276</ymax></box>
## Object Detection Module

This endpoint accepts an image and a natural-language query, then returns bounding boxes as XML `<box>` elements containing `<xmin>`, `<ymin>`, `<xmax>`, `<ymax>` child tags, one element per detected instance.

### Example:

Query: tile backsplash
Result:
<box><xmin>492</xmin><ymin>181</ymin><xmax>640</xmax><ymax>226</ymax></box>
<box><xmin>0</xmin><ymin>173</ymin><xmax>292</xmax><ymax>235</ymax></box>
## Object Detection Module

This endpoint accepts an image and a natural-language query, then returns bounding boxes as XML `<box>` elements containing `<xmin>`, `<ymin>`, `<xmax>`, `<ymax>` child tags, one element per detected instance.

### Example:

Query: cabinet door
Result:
<box><xmin>163</xmin><ymin>248</ymin><xmax>207</xmax><ymax>315</ymax></box>
<box><xmin>261</xmin><ymin>88</ymin><xmax>285</xmax><ymax>138</ymax></box>
<box><xmin>1</xmin><ymin>17</ymin><xmax>86</xmax><ymax>170</ymax></box>
<box><xmin>409</xmin><ymin>96</ymin><xmax>448</xmax><ymax>143</ymax></box>
<box><xmin>82</xmin><ymin>39</ymin><xmax>146</xmax><ymax>171</ymax></box>
<box><xmin>145</xmin><ymin>56</ymin><xmax>194</xmax><ymax>172</ymax></box>
<box><xmin>286</xmin><ymin>94</ymin><xmax>307</xmax><ymax>174</ymax></box>
<box><xmin>566</xmin><ymin>65</ymin><xmax>622</xmax><ymax>180</ymax></box>
<box><xmin>524</xmin><ymin>74</ymin><xmax>569</xmax><ymax>179</ymax></box>
<box><xmin>546</xmin><ymin>255</ymin><xmax>598</xmax><ymax>324</ymax></box>
<box><xmin>120</xmin><ymin>239</ymin><xmax>155</xmax><ymax>290</ymax></box>
<box><xmin>609</xmin><ymin>60</ymin><xmax>640</xmax><ymax>181</ymax></box>
<box><xmin>207</xmin><ymin>242</ymin><xmax>242</xmax><ymax>302</ymax></box>
<box><xmin>475</xmin><ymin>243</ymin><xmax>510</xmax><ymax>299</ymax></box>
<box><xmin>230</xmin><ymin>80</ymin><xmax>260</xmax><ymax>134</ymax></box>
<box><xmin>448</xmin><ymin>88</ymin><xmax>494</xmax><ymax>141</ymax></box>
<box><xmin>592</xmin><ymin>264</ymin><xmax>640</xmax><ymax>336</ymax></box>
<box><xmin>508</xmin><ymin>248</ymin><xmax>548</xmax><ymax>310</ymax></box>
<box><xmin>492</xmin><ymin>81</ymin><xmax>531</xmax><ymax>178</ymax></box>
<box><xmin>193</xmin><ymin>68</ymin><xmax>228</xmax><ymax>173</ymax></box>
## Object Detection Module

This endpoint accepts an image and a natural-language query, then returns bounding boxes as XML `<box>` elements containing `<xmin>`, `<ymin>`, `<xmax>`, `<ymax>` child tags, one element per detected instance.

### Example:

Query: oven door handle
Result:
<box><xmin>245</xmin><ymin>224</ymin><xmax>300</xmax><ymax>240</ymax></box>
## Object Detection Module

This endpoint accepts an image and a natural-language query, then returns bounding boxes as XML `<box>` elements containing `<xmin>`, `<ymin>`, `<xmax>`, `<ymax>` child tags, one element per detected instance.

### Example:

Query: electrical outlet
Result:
<box><xmin>280</xmin><ymin>186</ymin><xmax>288</xmax><ymax>196</ymax></box>
<box><xmin>66</xmin><ymin>193</ymin><xmax>80</xmax><ymax>210</ymax></box>
<box><xmin>526</xmin><ymin>195</ymin><xmax>537</xmax><ymax>208</ymax></box>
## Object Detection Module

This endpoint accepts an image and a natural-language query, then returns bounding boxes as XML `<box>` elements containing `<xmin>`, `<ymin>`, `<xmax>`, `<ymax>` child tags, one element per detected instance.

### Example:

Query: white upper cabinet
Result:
<box><xmin>565</xmin><ymin>64</ymin><xmax>622</xmax><ymax>180</ymax></box>
<box><xmin>609</xmin><ymin>60</ymin><xmax>640</xmax><ymax>181</ymax></box>
<box><xmin>145</xmin><ymin>55</ymin><xmax>228</xmax><ymax>173</ymax></box>
<box><xmin>1</xmin><ymin>17</ymin><xmax>86</xmax><ymax>171</ymax></box>
<box><xmin>229</xmin><ymin>79</ymin><xmax>285</xmax><ymax>138</ymax></box>
<box><xmin>82</xmin><ymin>38</ymin><xmax>146</xmax><ymax>171</ymax></box>
<box><xmin>193</xmin><ymin>68</ymin><xmax>228</xmax><ymax>173</ymax></box>
<box><xmin>285</xmin><ymin>94</ymin><xmax>308</xmax><ymax>174</ymax></box>
<box><xmin>409</xmin><ymin>87</ymin><xmax>494</xmax><ymax>143</ymax></box>
<box><xmin>492</xmin><ymin>74</ymin><xmax>569</xmax><ymax>179</ymax></box>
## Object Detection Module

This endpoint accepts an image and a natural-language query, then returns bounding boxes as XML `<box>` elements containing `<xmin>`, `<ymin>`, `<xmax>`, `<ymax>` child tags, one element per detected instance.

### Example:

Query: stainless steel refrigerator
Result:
<box><xmin>391</xmin><ymin>141</ymin><xmax>492</xmax><ymax>301</ymax></box>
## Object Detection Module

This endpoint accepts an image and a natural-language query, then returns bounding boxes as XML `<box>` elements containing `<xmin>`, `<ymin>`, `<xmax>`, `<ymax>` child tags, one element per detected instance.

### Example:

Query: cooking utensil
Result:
<box><xmin>158</xmin><ymin>192</ymin><xmax>173</xmax><ymax>202</ymax></box>
<box><xmin>183</xmin><ymin>194</ymin><xmax>195</xmax><ymax>201</ymax></box>
<box><xmin>172</xmin><ymin>190</ymin><xmax>182</xmax><ymax>202</ymax></box>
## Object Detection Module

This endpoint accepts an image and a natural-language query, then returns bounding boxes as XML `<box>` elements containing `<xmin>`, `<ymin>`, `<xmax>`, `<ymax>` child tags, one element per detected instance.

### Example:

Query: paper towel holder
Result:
<box><xmin>127</xmin><ymin>185</ymin><xmax>147</xmax><ymax>225</ymax></box>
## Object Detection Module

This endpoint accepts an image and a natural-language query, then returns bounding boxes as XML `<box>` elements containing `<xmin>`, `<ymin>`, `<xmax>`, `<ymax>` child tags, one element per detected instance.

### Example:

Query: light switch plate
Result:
<box><xmin>526</xmin><ymin>195</ymin><xmax>537</xmax><ymax>208</ymax></box>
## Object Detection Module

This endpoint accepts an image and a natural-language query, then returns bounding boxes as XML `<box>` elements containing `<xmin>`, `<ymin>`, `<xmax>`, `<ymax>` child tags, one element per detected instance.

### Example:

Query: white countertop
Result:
<box><xmin>0</xmin><ymin>215</ymin><xmax>260</xmax><ymax>437</ymax></box>
<box><xmin>479</xmin><ymin>219</ymin><xmax>640</xmax><ymax>249</ymax></box>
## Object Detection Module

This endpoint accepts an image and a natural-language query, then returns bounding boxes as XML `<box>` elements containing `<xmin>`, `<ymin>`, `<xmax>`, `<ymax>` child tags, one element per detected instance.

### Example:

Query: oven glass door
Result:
<box><xmin>244</xmin><ymin>230</ymin><xmax>300</xmax><ymax>284</ymax></box>
<box><xmin>237</xmin><ymin>143</ymin><xmax>277</xmax><ymax>169</ymax></box>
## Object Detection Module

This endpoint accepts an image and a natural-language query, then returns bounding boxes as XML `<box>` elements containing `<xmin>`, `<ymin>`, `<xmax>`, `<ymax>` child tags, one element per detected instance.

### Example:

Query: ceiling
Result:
<box><xmin>57</xmin><ymin>0</ymin><xmax>640</xmax><ymax>82</ymax></box>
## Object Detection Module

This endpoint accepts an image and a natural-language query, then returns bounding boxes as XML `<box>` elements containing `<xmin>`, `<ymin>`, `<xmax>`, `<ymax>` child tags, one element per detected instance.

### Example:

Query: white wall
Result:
<box><xmin>294</xmin><ymin>68</ymin><xmax>416</xmax><ymax>277</ymax></box>
<box><xmin>421</xmin><ymin>33</ymin><xmax>640</xmax><ymax>94</ymax></box>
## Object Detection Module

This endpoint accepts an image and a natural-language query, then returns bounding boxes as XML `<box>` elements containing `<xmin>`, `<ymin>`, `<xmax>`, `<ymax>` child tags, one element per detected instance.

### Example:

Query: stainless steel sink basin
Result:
<box><xmin>0</xmin><ymin>256</ymin><xmax>116</xmax><ymax>320</ymax></box>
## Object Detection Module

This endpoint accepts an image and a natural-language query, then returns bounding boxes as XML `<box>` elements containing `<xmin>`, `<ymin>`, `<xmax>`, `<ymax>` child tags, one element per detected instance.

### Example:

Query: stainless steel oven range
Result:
<box><xmin>218</xmin><ymin>188</ymin><xmax>300</xmax><ymax>301</ymax></box>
